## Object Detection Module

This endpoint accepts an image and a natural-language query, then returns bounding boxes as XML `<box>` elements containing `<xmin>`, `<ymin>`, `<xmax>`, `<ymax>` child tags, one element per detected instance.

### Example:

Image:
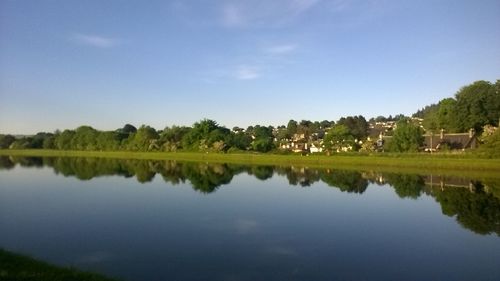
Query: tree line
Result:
<box><xmin>414</xmin><ymin>80</ymin><xmax>500</xmax><ymax>133</ymax></box>
<box><xmin>0</xmin><ymin>117</ymin><xmax>369</xmax><ymax>153</ymax></box>
<box><xmin>0</xmin><ymin>79</ymin><xmax>499</xmax><ymax>154</ymax></box>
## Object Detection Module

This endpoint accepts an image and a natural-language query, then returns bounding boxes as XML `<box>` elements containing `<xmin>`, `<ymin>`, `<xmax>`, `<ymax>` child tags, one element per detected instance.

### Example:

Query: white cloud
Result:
<box><xmin>72</xmin><ymin>33</ymin><xmax>119</xmax><ymax>48</ymax></box>
<box><xmin>235</xmin><ymin>65</ymin><xmax>260</xmax><ymax>80</ymax></box>
<box><xmin>265</xmin><ymin>44</ymin><xmax>297</xmax><ymax>55</ymax></box>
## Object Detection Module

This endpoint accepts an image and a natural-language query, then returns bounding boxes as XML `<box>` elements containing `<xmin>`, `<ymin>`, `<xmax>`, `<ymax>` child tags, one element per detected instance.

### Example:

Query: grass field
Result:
<box><xmin>0</xmin><ymin>249</ymin><xmax>120</xmax><ymax>281</ymax></box>
<box><xmin>2</xmin><ymin>149</ymin><xmax>500</xmax><ymax>178</ymax></box>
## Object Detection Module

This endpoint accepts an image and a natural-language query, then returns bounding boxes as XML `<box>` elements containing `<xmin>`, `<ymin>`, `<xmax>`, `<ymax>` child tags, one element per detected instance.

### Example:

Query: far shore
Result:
<box><xmin>2</xmin><ymin>149</ymin><xmax>500</xmax><ymax>179</ymax></box>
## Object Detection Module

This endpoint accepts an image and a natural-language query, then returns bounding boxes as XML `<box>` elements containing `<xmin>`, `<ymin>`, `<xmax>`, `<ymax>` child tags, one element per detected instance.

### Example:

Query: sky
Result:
<box><xmin>1</xmin><ymin>0</ymin><xmax>499</xmax><ymax>134</ymax></box>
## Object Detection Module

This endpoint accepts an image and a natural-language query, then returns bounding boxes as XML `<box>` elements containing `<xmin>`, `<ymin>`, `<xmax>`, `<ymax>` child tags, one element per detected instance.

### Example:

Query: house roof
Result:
<box><xmin>423</xmin><ymin>133</ymin><xmax>477</xmax><ymax>149</ymax></box>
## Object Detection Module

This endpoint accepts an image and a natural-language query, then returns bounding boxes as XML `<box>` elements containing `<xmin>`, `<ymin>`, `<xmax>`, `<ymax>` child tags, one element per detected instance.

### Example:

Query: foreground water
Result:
<box><xmin>0</xmin><ymin>156</ymin><xmax>499</xmax><ymax>281</ymax></box>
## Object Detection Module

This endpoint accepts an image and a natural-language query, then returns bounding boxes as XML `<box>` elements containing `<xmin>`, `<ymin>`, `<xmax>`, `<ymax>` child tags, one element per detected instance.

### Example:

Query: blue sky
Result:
<box><xmin>1</xmin><ymin>0</ymin><xmax>499</xmax><ymax>134</ymax></box>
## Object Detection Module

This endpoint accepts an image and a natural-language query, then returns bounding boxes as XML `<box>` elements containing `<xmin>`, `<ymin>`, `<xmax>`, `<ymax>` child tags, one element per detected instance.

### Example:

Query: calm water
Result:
<box><xmin>0</xmin><ymin>156</ymin><xmax>499</xmax><ymax>281</ymax></box>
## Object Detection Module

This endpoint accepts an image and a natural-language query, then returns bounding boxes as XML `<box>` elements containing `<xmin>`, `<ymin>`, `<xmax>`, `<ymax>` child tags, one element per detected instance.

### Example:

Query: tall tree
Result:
<box><xmin>389</xmin><ymin>119</ymin><xmax>424</xmax><ymax>152</ymax></box>
<box><xmin>454</xmin><ymin>80</ymin><xmax>497</xmax><ymax>132</ymax></box>
<box><xmin>287</xmin><ymin>120</ymin><xmax>298</xmax><ymax>136</ymax></box>
<box><xmin>337</xmin><ymin>115</ymin><xmax>368</xmax><ymax>140</ymax></box>
<box><xmin>127</xmin><ymin>125</ymin><xmax>159</xmax><ymax>151</ymax></box>
<box><xmin>0</xmin><ymin>135</ymin><xmax>16</xmax><ymax>149</ymax></box>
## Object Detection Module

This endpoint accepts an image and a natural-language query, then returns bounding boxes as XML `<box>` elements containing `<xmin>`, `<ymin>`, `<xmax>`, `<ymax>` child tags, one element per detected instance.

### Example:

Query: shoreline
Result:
<box><xmin>1</xmin><ymin>149</ymin><xmax>500</xmax><ymax>178</ymax></box>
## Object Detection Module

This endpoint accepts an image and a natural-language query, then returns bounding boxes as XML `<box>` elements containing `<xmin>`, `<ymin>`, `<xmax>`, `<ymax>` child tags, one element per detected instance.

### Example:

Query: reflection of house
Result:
<box><xmin>423</xmin><ymin>129</ymin><xmax>478</xmax><ymax>151</ymax></box>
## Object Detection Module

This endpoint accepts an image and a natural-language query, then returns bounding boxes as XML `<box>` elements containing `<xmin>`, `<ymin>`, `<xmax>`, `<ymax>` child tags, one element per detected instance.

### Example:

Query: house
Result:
<box><xmin>423</xmin><ymin>129</ymin><xmax>478</xmax><ymax>151</ymax></box>
<box><xmin>309</xmin><ymin>143</ymin><xmax>323</xmax><ymax>153</ymax></box>
<box><xmin>291</xmin><ymin>142</ymin><xmax>308</xmax><ymax>153</ymax></box>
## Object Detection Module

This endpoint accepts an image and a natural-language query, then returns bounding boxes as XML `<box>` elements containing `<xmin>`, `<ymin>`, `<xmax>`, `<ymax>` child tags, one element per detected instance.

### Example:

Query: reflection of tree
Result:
<box><xmin>0</xmin><ymin>156</ymin><xmax>15</xmax><ymax>170</ymax></box>
<box><xmin>319</xmin><ymin>170</ymin><xmax>368</xmax><ymax>193</ymax></box>
<box><xmin>4</xmin><ymin>156</ymin><xmax>500</xmax><ymax>236</ymax></box>
<box><xmin>14</xmin><ymin>156</ymin><xmax>44</xmax><ymax>168</ymax></box>
<box><xmin>384</xmin><ymin>174</ymin><xmax>425</xmax><ymax>199</ymax></box>
<box><xmin>481</xmin><ymin>179</ymin><xmax>500</xmax><ymax>200</ymax></box>
<box><xmin>432</xmin><ymin>183</ymin><xmax>500</xmax><ymax>236</ymax></box>
<box><xmin>158</xmin><ymin>161</ymin><xmax>186</xmax><ymax>185</ymax></box>
<box><xmin>275</xmin><ymin>167</ymin><xmax>320</xmax><ymax>187</ymax></box>
<box><xmin>129</xmin><ymin>160</ymin><xmax>156</xmax><ymax>183</ymax></box>
<box><xmin>182</xmin><ymin>163</ymin><xmax>234</xmax><ymax>193</ymax></box>
<box><xmin>249</xmin><ymin>166</ymin><xmax>274</xmax><ymax>181</ymax></box>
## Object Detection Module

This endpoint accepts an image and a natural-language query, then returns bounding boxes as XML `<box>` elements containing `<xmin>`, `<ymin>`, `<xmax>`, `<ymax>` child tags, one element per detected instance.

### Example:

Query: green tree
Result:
<box><xmin>227</xmin><ymin>131</ymin><xmax>252</xmax><ymax>151</ymax></box>
<box><xmin>160</xmin><ymin>126</ymin><xmax>191</xmax><ymax>151</ymax></box>
<box><xmin>389</xmin><ymin>119</ymin><xmax>424</xmax><ymax>152</ymax></box>
<box><xmin>54</xmin><ymin>130</ymin><xmax>75</xmax><ymax>150</ymax></box>
<box><xmin>323</xmin><ymin>124</ymin><xmax>354</xmax><ymax>153</ymax></box>
<box><xmin>337</xmin><ymin>115</ymin><xmax>369</xmax><ymax>140</ymax></box>
<box><xmin>126</xmin><ymin>125</ymin><xmax>160</xmax><ymax>151</ymax></box>
<box><xmin>0</xmin><ymin>134</ymin><xmax>16</xmax><ymax>149</ymax></box>
<box><xmin>478</xmin><ymin>128</ymin><xmax>500</xmax><ymax>157</ymax></box>
<box><xmin>287</xmin><ymin>120</ymin><xmax>298</xmax><ymax>136</ymax></box>
<box><xmin>251</xmin><ymin>125</ymin><xmax>274</xmax><ymax>152</ymax></box>
<box><xmin>454</xmin><ymin>80</ymin><xmax>498</xmax><ymax>132</ymax></box>
<box><xmin>72</xmin><ymin>126</ymin><xmax>98</xmax><ymax>150</ymax></box>
<box><xmin>95</xmin><ymin>131</ymin><xmax>121</xmax><ymax>150</ymax></box>
<box><xmin>180</xmin><ymin>119</ymin><xmax>231</xmax><ymax>151</ymax></box>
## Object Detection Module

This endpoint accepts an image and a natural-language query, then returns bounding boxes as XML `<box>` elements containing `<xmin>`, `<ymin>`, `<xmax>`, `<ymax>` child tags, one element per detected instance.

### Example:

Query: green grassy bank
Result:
<box><xmin>0</xmin><ymin>249</ymin><xmax>120</xmax><ymax>281</ymax></box>
<box><xmin>2</xmin><ymin>149</ymin><xmax>500</xmax><ymax>176</ymax></box>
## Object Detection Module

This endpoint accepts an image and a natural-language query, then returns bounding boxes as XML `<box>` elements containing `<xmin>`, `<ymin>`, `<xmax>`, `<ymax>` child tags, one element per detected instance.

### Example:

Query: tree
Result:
<box><xmin>478</xmin><ymin>128</ymin><xmax>500</xmax><ymax>158</ymax></box>
<box><xmin>126</xmin><ymin>125</ymin><xmax>159</xmax><ymax>151</ymax></box>
<box><xmin>227</xmin><ymin>131</ymin><xmax>251</xmax><ymax>151</ymax></box>
<box><xmin>337</xmin><ymin>115</ymin><xmax>368</xmax><ymax>140</ymax></box>
<box><xmin>72</xmin><ymin>126</ymin><xmax>99</xmax><ymax>150</ymax></box>
<box><xmin>251</xmin><ymin>125</ymin><xmax>274</xmax><ymax>152</ymax></box>
<box><xmin>160</xmin><ymin>126</ymin><xmax>191</xmax><ymax>151</ymax></box>
<box><xmin>436</xmin><ymin>98</ymin><xmax>458</xmax><ymax>132</ymax></box>
<box><xmin>323</xmin><ymin>124</ymin><xmax>354</xmax><ymax>153</ymax></box>
<box><xmin>389</xmin><ymin>119</ymin><xmax>424</xmax><ymax>152</ymax></box>
<box><xmin>454</xmin><ymin>80</ymin><xmax>498</xmax><ymax>132</ymax></box>
<box><xmin>54</xmin><ymin>130</ymin><xmax>75</xmax><ymax>150</ymax></box>
<box><xmin>0</xmin><ymin>134</ymin><xmax>16</xmax><ymax>149</ymax></box>
<box><xmin>181</xmin><ymin>119</ymin><xmax>230</xmax><ymax>151</ymax></box>
<box><xmin>287</xmin><ymin>120</ymin><xmax>298</xmax><ymax>136</ymax></box>
<box><xmin>320</xmin><ymin>120</ymin><xmax>334</xmax><ymax>129</ymax></box>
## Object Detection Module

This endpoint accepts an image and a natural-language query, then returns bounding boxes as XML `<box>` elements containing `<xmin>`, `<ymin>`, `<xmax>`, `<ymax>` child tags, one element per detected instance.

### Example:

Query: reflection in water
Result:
<box><xmin>1</xmin><ymin>156</ymin><xmax>499</xmax><ymax>236</ymax></box>
<box><xmin>384</xmin><ymin>173</ymin><xmax>425</xmax><ymax>199</ymax></box>
<box><xmin>430</xmin><ymin>183</ymin><xmax>500</xmax><ymax>235</ymax></box>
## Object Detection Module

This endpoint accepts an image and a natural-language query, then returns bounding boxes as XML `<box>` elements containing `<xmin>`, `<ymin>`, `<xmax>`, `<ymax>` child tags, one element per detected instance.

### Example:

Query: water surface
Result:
<box><xmin>0</xmin><ymin>156</ymin><xmax>499</xmax><ymax>281</ymax></box>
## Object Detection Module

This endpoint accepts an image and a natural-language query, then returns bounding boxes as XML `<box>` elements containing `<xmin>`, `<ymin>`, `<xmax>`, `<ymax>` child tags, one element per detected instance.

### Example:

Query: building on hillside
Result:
<box><xmin>309</xmin><ymin>143</ymin><xmax>322</xmax><ymax>153</ymax></box>
<box><xmin>423</xmin><ymin>129</ymin><xmax>478</xmax><ymax>151</ymax></box>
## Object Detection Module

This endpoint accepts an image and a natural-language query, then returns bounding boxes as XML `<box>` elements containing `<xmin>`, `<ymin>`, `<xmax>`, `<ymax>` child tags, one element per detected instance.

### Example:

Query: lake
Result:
<box><xmin>0</xmin><ymin>156</ymin><xmax>499</xmax><ymax>281</ymax></box>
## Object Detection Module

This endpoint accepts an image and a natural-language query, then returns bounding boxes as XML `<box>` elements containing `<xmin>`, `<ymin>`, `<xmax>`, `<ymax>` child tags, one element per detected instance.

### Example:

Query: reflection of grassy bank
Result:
<box><xmin>1</xmin><ymin>149</ymin><xmax>499</xmax><ymax>178</ymax></box>
<box><xmin>0</xmin><ymin>249</ymin><xmax>120</xmax><ymax>281</ymax></box>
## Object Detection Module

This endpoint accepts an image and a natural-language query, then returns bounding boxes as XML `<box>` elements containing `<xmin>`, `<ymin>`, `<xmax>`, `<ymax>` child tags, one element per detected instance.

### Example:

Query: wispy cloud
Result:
<box><xmin>330</xmin><ymin>0</ymin><xmax>352</xmax><ymax>12</ymax></box>
<box><xmin>220</xmin><ymin>0</ymin><xmax>322</xmax><ymax>28</ymax></box>
<box><xmin>222</xmin><ymin>4</ymin><xmax>246</xmax><ymax>27</ymax></box>
<box><xmin>289</xmin><ymin>0</ymin><xmax>321</xmax><ymax>14</ymax></box>
<box><xmin>265</xmin><ymin>44</ymin><xmax>297</xmax><ymax>55</ymax></box>
<box><xmin>72</xmin><ymin>33</ymin><xmax>119</xmax><ymax>48</ymax></box>
<box><xmin>235</xmin><ymin>65</ymin><xmax>260</xmax><ymax>80</ymax></box>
